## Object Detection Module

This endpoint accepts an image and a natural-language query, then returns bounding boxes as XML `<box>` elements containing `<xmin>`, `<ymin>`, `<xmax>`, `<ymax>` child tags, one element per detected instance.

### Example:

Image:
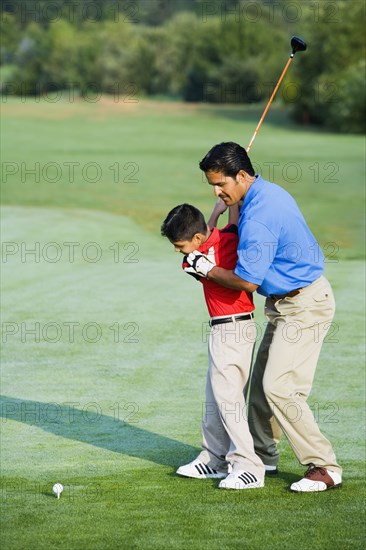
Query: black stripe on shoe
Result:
<box><xmin>238</xmin><ymin>472</ymin><xmax>258</xmax><ymax>484</ymax></box>
<box><xmin>203</xmin><ymin>464</ymin><xmax>218</xmax><ymax>475</ymax></box>
<box><xmin>195</xmin><ymin>464</ymin><xmax>205</xmax><ymax>475</ymax></box>
<box><xmin>194</xmin><ymin>462</ymin><xmax>219</xmax><ymax>476</ymax></box>
<box><xmin>195</xmin><ymin>463</ymin><xmax>214</xmax><ymax>475</ymax></box>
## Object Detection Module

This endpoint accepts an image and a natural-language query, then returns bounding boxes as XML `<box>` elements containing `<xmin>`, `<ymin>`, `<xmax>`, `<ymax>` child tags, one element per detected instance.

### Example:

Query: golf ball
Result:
<box><xmin>52</xmin><ymin>483</ymin><xmax>64</xmax><ymax>498</ymax></box>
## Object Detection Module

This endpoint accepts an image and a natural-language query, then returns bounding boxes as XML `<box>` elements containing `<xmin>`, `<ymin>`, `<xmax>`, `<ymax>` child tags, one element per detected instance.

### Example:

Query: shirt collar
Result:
<box><xmin>241</xmin><ymin>174</ymin><xmax>262</xmax><ymax>210</ymax></box>
<box><xmin>199</xmin><ymin>227</ymin><xmax>219</xmax><ymax>252</ymax></box>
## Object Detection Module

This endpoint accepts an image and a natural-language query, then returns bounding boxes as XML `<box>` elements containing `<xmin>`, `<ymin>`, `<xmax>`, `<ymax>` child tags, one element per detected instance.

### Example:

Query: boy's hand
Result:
<box><xmin>183</xmin><ymin>265</ymin><xmax>203</xmax><ymax>280</ymax></box>
<box><xmin>184</xmin><ymin>247</ymin><xmax>216</xmax><ymax>278</ymax></box>
<box><xmin>182</xmin><ymin>257</ymin><xmax>201</xmax><ymax>281</ymax></box>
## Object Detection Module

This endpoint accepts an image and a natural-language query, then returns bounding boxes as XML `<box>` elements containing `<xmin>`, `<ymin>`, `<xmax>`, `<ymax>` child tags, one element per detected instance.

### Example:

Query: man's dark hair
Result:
<box><xmin>161</xmin><ymin>204</ymin><xmax>207</xmax><ymax>242</ymax></box>
<box><xmin>199</xmin><ymin>141</ymin><xmax>255</xmax><ymax>177</ymax></box>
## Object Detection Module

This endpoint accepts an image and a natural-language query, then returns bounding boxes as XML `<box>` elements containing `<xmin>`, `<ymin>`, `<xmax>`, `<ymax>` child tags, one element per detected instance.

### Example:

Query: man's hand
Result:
<box><xmin>213</xmin><ymin>197</ymin><xmax>228</xmax><ymax>216</ymax></box>
<box><xmin>207</xmin><ymin>198</ymin><xmax>228</xmax><ymax>229</ymax></box>
<box><xmin>183</xmin><ymin>246</ymin><xmax>216</xmax><ymax>278</ymax></box>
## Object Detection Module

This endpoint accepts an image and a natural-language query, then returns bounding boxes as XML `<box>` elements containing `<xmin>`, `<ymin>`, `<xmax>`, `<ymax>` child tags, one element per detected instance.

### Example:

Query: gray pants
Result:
<box><xmin>248</xmin><ymin>276</ymin><xmax>342</xmax><ymax>474</ymax></box>
<box><xmin>198</xmin><ymin>316</ymin><xmax>265</xmax><ymax>479</ymax></box>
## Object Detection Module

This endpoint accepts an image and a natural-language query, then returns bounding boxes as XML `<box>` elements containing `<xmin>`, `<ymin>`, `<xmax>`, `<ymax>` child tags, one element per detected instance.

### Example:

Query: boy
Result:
<box><xmin>161</xmin><ymin>199</ymin><xmax>265</xmax><ymax>489</ymax></box>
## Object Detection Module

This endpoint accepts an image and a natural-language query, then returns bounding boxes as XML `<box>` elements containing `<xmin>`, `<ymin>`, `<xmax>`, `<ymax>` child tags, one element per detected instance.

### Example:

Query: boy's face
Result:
<box><xmin>171</xmin><ymin>233</ymin><xmax>204</xmax><ymax>255</ymax></box>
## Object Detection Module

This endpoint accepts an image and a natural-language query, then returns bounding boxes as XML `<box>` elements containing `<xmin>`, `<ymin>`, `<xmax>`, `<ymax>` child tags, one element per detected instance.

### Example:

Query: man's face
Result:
<box><xmin>205</xmin><ymin>170</ymin><xmax>245</xmax><ymax>205</ymax></box>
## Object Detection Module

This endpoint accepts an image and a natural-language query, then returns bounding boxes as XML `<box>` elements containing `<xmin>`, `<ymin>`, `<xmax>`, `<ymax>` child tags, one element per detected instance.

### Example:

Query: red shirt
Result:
<box><xmin>183</xmin><ymin>225</ymin><xmax>254</xmax><ymax>317</ymax></box>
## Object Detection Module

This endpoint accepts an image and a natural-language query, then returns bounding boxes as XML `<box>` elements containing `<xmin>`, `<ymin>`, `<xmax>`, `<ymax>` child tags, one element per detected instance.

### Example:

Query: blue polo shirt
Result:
<box><xmin>234</xmin><ymin>175</ymin><xmax>324</xmax><ymax>297</ymax></box>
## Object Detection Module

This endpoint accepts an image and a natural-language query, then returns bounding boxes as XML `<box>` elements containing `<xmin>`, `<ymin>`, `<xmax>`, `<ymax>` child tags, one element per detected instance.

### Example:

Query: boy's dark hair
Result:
<box><xmin>199</xmin><ymin>141</ymin><xmax>255</xmax><ymax>178</ymax></box>
<box><xmin>161</xmin><ymin>204</ymin><xmax>207</xmax><ymax>242</ymax></box>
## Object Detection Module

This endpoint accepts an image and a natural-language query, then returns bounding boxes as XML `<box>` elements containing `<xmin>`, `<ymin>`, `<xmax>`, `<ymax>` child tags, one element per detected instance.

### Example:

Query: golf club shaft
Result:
<box><xmin>246</xmin><ymin>55</ymin><xmax>294</xmax><ymax>152</ymax></box>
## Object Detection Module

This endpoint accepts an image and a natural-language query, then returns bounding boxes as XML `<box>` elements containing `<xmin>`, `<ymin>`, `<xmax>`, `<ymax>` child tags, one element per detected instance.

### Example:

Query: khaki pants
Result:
<box><xmin>248</xmin><ymin>276</ymin><xmax>342</xmax><ymax>474</ymax></box>
<box><xmin>198</xmin><ymin>317</ymin><xmax>265</xmax><ymax>479</ymax></box>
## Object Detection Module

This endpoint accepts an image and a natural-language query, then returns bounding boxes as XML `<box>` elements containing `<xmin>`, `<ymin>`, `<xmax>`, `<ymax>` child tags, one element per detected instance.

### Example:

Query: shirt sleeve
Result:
<box><xmin>234</xmin><ymin>219</ymin><xmax>279</xmax><ymax>285</ymax></box>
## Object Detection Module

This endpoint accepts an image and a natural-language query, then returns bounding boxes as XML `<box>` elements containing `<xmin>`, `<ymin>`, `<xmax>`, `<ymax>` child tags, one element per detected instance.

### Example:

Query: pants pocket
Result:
<box><xmin>312</xmin><ymin>288</ymin><xmax>331</xmax><ymax>302</ymax></box>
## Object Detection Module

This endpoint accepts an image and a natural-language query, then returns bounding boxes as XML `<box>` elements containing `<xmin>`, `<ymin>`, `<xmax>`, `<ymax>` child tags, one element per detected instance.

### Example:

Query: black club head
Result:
<box><xmin>291</xmin><ymin>36</ymin><xmax>307</xmax><ymax>55</ymax></box>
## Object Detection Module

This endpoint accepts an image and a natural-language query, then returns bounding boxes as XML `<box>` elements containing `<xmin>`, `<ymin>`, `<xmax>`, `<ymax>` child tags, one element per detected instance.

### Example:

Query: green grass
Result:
<box><xmin>1</xmin><ymin>97</ymin><xmax>365</xmax><ymax>257</ymax></box>
<box><xmin>1</xmin><ymin>98</ymin><xmax>365</xmax><ymax>549</ymax></box>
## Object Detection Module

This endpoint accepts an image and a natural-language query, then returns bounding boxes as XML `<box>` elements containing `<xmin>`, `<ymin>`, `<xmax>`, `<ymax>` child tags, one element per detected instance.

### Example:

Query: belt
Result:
<box><xmin>209</xmin><ymin>313</ymin><xmax>254</xmax><ymax>327</ymax></box>
<box><xmin>270</xmin><ymin>288</ymin><xmax>302</xmax><ymax>301</ymax></box>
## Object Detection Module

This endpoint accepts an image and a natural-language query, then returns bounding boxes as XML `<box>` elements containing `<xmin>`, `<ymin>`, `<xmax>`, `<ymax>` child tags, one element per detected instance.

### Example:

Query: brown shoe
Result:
<box><xmin>290</xmin><ymin>464</ymin><xmax>342</xmax><ymax>492</ymax></box>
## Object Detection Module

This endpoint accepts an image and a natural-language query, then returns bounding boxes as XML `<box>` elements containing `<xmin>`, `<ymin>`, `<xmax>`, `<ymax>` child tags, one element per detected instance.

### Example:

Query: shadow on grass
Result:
<box><xmin>0</xmin><ymin>395</ymin><xmax>198</xmax><ymax>467</ymax></box>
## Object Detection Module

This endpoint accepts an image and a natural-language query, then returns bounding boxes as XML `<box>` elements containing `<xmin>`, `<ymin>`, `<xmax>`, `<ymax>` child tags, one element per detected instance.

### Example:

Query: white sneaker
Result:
<box><xmin>290</xmin><ymin>465</ymin><xmax>342</xmax><ymax>492</ymax></box>
<box><xmin>219</xmin><ymin>470</ymin><xmax>264</xmax><ymax>490</ymax></box>
<box><xmin>176</xmin><ymin>458</ymin><xmax>228</xmax><ymax>479</ymax></box>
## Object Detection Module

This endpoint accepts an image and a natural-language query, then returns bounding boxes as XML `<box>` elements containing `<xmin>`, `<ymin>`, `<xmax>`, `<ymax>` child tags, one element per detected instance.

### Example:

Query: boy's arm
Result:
<box><xmin>207</xmin><ymin>198</ymin><xmax>228</xmax><ymax>229</ymax></box>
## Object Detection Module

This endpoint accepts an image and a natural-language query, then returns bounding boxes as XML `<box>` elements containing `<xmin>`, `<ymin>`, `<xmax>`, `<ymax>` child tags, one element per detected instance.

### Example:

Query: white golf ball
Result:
<box><xmin>52</xmin><ymin>483</ymin><xmax>64</xmax><ymax>498</ymax></box>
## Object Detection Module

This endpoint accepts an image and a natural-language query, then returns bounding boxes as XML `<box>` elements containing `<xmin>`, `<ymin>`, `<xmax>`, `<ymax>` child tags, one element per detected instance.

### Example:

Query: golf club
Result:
<box><xmin>246</xmin><ymin>36</ymin><xmax>307</xmax><ymax>152</ymax></box>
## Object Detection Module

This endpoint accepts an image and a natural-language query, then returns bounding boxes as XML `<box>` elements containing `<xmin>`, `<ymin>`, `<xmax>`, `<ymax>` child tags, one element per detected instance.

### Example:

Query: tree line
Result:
<box><xmin>1</xmin><ymin>0</ymin><xmax>365</xmax><ymax>132</ymax></box>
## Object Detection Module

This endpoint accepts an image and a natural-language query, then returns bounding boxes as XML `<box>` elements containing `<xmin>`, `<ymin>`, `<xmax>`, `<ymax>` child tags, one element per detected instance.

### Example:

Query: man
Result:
<box><xmin>184</xmin><ymin>141</ymin><xmax>342</xmax><ymax>492</ymax></box>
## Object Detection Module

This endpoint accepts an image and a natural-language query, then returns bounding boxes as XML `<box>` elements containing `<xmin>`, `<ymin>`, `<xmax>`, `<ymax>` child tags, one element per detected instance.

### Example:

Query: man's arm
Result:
<box><xmin>207</xmin><ymin>266</ymin><xmax>258</xmax><ymax>293</ymax></box>
<box><xmin>207</xmin><ymin>198</ymin><xmax>228</xmax><ymax>229</ymax></box>
<box><xmin>228</xmin><ymin>203</ymin><xmax>240</xmax><ymax>226</ymax></box>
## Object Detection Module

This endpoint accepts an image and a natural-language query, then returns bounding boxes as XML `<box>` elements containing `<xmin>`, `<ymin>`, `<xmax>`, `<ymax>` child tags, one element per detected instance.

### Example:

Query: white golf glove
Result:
<box><xmin>184</xmin><ymin>246</ymin><xmax>216</xmax><ymax>278</ymax></box>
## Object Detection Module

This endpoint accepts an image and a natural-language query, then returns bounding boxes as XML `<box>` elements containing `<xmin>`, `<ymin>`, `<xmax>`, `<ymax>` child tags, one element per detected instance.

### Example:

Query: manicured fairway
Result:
<box><xmin>1</xmin><ymin>99</ymin><xmax>365</xmax><ymax>549</ymax></box>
